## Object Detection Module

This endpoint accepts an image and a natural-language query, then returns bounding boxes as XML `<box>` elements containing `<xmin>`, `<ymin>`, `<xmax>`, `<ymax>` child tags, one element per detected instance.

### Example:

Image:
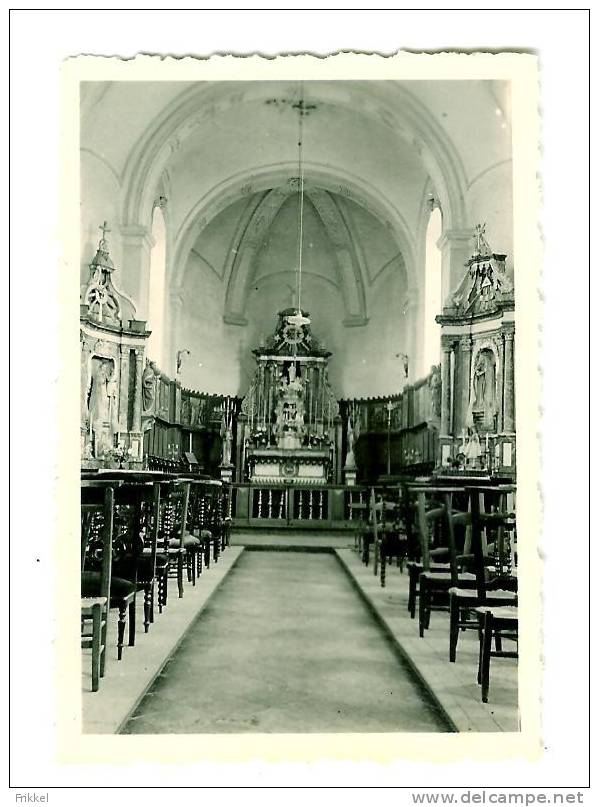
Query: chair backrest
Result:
<box><xmin>467</xmin><ymin>485</ymin><xmax>517</xmax><ymax>602</ymax></box>
<box><xmin>439</xmin><ymin>488</ymin><xmax>470</xmax><ymax>586</ymax></box>
<box><xmin>158</xmin><ymin>479</ymin><xmax>191</xmax><ymax>549</ymax></box>
<box><xmin>81</xmin><ymin>481</ymin><xmax>117</xmax><ymax>602</ymax></box>
<box><xmin>397</xmin><ymin>483</ymin><xmax>420</xmax><ymax>561</ymax></box>
<box><xmin>411</xmin><ymin>486</ymin><xmax>448</xmax><ymax>571</ymax></box>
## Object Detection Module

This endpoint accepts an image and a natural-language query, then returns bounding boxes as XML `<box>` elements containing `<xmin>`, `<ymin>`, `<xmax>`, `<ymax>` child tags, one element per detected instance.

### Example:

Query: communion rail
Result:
<box><xmin>231</xmin><ymin>484</ymin><xmax>368</xmax><ymax>530</ymax></box>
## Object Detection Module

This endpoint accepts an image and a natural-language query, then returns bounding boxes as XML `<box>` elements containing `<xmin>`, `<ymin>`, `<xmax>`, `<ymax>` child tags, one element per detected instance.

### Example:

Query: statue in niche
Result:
<box><xmin>345</xmin><ymin>413</ymin><xmax>357</xmax><ymax>470</ymax></box>
<box><xmin>473</xmin><ymin>355</ymin><xmax>488</xmax><ymax>409</ymax></box>
<box><xmin>88</xmin><ymin>358</ymin><xmax>118</xmax><ymax>457</ymax></box>
<box><xmin>428</xmin><ymin>365</ymin><xmax>442</xmax><ymax>420</ymax></box>
<box><xmin>221</xmin><ymin>428</ymin><xmax>233</xmax><ymax>466</ymax></box>
<box><xmin>181</xmin><ymin>396</ymin><xmax>191</xmax><ymax>426</ymax></box>
<box><xmin>465</xmin><ymin>428</ymin><xmax>482</xmax><ymax>466</ymax></box>
<box><xmin>142</xmin><ymin>359</ymin><xmax>157</xmax><ymax>414</ymax></box>
<box><xmin>469</xmin><ymin>348</ymin><xmax>497</xmax><ymax>431</ymax></box>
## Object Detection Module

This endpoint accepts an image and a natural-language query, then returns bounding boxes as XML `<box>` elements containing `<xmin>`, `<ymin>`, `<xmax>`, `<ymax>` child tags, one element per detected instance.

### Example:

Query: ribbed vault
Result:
<box><xmin>221</xmin><ymin>184</ymin><xmax>369</xmax><ymax>327</ymax></box>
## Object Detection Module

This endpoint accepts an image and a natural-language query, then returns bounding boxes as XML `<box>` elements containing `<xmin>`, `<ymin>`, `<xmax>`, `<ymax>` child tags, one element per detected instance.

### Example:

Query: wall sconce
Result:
<box><xmin>395</xmin><ymin>352</ymin><xmax>409</xmax><ymax>379</ymax></box>
<box><xmin>176</xmin><ymin>349</ymin><xmax>191</xmax><ymax>375</ymax></box>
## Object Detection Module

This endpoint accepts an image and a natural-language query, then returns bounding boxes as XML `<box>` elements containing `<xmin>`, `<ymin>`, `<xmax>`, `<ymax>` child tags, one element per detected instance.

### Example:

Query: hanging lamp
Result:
<box><xmin>286</xmin><ymin>82</ymin><xmax>311</xmax><ymax>331</ymax></box>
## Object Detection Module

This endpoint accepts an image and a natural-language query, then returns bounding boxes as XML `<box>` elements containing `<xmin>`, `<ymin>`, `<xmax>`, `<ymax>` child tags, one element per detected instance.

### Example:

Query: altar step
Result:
<box><xmin>231</xmin><ymin>528</ymin><xmax>355</xmax><ymax>549</ymax></box>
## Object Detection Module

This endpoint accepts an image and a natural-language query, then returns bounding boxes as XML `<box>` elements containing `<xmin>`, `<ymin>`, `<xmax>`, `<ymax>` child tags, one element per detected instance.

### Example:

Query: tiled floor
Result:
<box><xmin>122</xmin><ymin>550</ymin><xmax>450</xmax><ymax>734</ymax></box>
<box><xmin>336</xmin><ymin>548</ymin><xmax>519</xmax><ymax>733</ymax></box>
<box><xmin>82</xmin><ymin>547</ymin><xmax>244</xmax><ymax>734</ymax></box>
<box><xmin>82</xmin><ymin>530</ymin><xmax>518</xmax><ymax>735</ymax></box>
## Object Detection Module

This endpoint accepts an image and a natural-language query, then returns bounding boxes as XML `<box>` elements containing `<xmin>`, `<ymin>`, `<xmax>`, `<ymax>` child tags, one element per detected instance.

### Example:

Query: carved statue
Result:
<box><xmin>345</xmin><ymin>415</ymin><xmax>356</xmax><ymax>469</ymax></box>
<box><xmin>142</xmin><ymin>359</ymin><xmax>157</xmax><ymax>414</ymax></box>
<box><xmin>468</xmin><ymin>349</ymin><xmax>498</xmax><ymax>431</ymax></box>
<box><xmin>465</xmin><ymin>428</ymin><xmax>482</xmax><ymax>465</ymax></box>
<box><xmin>428</xmin><ymin>366</ymin><xmax>442</xmax><ymax>419</ymax></box>
<box><xmin>221</xmin><ymin>428</ymin><xmax>233</xmax><ymax>466</ymax></box>
<box><xmin>88</xmin><ymin>359</ymin><xmax>118</xmax><ymax>456</ymax></box>
<box><xmin>473</xmin><ymin>354</ymin><xmax>487</xmax><ymax>409</ymax></box>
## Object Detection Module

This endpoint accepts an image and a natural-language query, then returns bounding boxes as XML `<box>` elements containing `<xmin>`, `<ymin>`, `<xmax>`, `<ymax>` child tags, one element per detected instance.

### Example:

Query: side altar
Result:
<box><xmin>435</xmin><ymin>224</ymin><xmax>516</xmax><ymax>478</ymax></box>
<box><xmin>237</xmin><ymin>309</ymin><xmax>341</xmax><ymax>485</ymax></box>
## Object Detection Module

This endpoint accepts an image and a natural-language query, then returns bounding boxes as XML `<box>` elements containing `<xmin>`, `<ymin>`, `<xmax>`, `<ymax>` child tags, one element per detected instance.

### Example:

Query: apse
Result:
<box><xmin>174</xmin><ymin>187</ymin><xmax>408</xmax><ymax>398</ymax></box>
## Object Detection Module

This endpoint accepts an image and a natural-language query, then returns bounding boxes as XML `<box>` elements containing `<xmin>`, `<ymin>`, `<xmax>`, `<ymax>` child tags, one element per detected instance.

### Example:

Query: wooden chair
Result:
<box><xmin>158</xmin><ymin>479</ymin><xmax>191</xmax><ymax>601</ymax></box>
<box><xmin>81</xmin><ymin>481</ymin><xmax>117</xmax><ymax>691</ymax></box>
<box><xmin>205</xmin><ymin>479</ymin><xmax>225</xmax><ymax>562</ymax></box>
<box><xmin>476</xmin><ymin>605</ymin><xmax>518</xmax><ymax>703</ymax></box>
<box><xmin>132</xmin><ymin>481</ymin><xmax>163</xmax><ymax>630</ymax></box>
<box><xmin>414</xmin><ymin>487</ymin><xmax>478</xmax><ymax>638</ymax></box>
<box><xmin>347</xmin><ymin>488</ymin><xmax>368</xmax><ymax>554</ymax></box>
<box><xmin>447</xmin><ymin>485</ymin><xmax>517</xmax><ymax>663</ymax></box>
<box><xmin>377</xmin><ymin>486</ymin><xmax>410</xmax><ymax>587</ymax></box>
<box><xmin>467</xmin><ymin>486</ymin><xmax>518</xmax><ymax>702</ymax></box>
<box><xmin>401</xmin><ymin>484</ymin><xmax>452</xmax><ymax>619</ymax></box>
<box><xmin>220</xmin><ymin>481</ymin><xmax>233</xmax><ymax>551</ymax></box>
<box><xmin>81</xmin><ymin>480</ymin><xmax>144</xmax><ymax>661</ymax></box>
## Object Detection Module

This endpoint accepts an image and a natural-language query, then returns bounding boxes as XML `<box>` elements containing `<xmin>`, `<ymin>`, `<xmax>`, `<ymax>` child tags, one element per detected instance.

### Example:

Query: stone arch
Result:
<box><xmin>219</xmin><ymin>183</ymin><xmax>370</xmax><ymax>327</ymax></box>
<box><xmin>171</xmin><ymin>162</ymin><xmax>417</xmax><ymax>301</ymax></box>
<box><xmin>223</xmin><ymin>186</ymin><xmax>294</xmax><ymax>325</ymax></box>
<box><xmin>119</xmin><ymin>80</ymin><xmax>468</xmax><ymax>245</ymax></box>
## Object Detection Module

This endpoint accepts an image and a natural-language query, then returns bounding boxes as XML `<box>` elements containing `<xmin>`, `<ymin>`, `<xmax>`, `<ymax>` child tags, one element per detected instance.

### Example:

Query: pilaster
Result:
<box><xmin>120</xmin><ymin>224</ymin><xmax>154</xmax><ymax>321</ymax></box>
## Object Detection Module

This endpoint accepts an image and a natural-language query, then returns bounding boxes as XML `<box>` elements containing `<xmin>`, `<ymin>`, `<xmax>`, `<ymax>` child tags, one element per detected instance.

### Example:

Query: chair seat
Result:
<box><xmin>182</xmin><ymin>532</ymin><xmax>201</xmax><ymax>548</ymax></box>
<box><xmin>136</xmin><ymin>553</ymin><xmax>170</xmax><ymax>582</ymax></box>
<box><xmin>81</xmin><ymin>571</ymin><xmax>135</xmax><ymax>602</ymax></box>
<box><xmin>475</xmin><ymin>605</ymin><xmax>518</xmax><ymax>620</ymax></box>
<box><xmin>408</xmin><ymin>561</ymin><xmax>451</xmax><ymax>572</ymax></box>
<box><xmin>420</xmin><ymin>571</ymin><xmax>476</xmax><ymax>582</ymax></box>
<box><xmin>141</xmin><ymin>549</ymin><xmax>169</xmax><ymax>568</ymax></box>
<box><xmin>81</xmin><ymin>596</ymin><xmax>107</xmax><ymax>612</ymax></box>
<box><xmin>450</xmin><ymin>586</ymin><xmax>516</xmax><ymax>601</ymax></box>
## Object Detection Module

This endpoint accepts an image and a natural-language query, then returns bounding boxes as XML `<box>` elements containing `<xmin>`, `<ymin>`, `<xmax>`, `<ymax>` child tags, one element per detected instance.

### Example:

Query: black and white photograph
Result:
<box><xmin>9</xmin><ymin>8</ymin><xmax>591</xmax><ymax>793</ymax></box>
<box><xmin>75</xmin><ymin>62</ymin><xmax>532</xmax><ymax>740</ymax></box>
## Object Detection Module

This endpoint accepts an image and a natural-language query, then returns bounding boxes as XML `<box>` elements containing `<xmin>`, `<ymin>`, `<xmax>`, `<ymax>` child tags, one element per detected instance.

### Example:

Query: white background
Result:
<box><xmin>8</xmin><ymin>5</ymin><xmax>592</xmax><ymax>796</ymax></box>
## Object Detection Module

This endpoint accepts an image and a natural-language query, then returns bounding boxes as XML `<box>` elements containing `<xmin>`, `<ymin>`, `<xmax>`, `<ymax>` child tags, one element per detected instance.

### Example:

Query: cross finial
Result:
<box><xmin>473</xmin><ymin>223</ymin><xmax>491</xmax><ymax>256</ymax></box>
<box><xmin>99</xmin><ymin>221</ymin><xmax>110</xmax><ymax>240</ymax></box>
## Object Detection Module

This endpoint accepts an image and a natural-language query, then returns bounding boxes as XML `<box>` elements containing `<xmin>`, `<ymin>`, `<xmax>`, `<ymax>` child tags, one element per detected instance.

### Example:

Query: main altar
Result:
<box><xmin>237</xmin><ymin>308</ymin><xmax>340</xmax><ymax>485</ymax></box>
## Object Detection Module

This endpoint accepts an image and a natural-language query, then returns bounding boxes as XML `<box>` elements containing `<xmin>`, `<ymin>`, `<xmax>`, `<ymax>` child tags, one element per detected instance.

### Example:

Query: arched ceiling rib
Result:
<box><xmin>221</xmin><ymin>184</ymin><xmax>369</xmax><ymax>327</ymax></box>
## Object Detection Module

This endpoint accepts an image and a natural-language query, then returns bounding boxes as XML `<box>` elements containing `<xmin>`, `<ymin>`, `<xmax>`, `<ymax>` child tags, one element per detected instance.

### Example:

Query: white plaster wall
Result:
<box><xmin>465</xmin><ymin>161</ymin><xmax>514</xmax><ymax>267</ymax></box>
<box><xmin>80</xmin><ymin>150</ymin><xmax>123</xmax><ymax>287</ymax></box>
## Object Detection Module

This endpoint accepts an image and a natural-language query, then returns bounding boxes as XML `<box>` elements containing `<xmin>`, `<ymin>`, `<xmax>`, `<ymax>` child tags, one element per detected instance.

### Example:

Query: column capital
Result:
<box><xmin>437</xmin><ymin>228</ymin><xmax>474</xmax><ymax>251</ymax></box>
<box><xmin>120</xmin><ymin>224</ymin><xmax>155</xmax><ymax>251</ymax></box>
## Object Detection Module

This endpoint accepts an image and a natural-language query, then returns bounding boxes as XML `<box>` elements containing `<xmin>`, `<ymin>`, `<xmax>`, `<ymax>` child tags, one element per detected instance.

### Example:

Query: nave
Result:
<box><xmin>123</xmin><ymin>550</ymin><xmax>449</xmax><ymax>734</ymax></box>
<box><xmin>80</xmin><ymin>78</ymin><xmax>519</xmax><ymax>736</ymax></box>
<box><xmin>81</xmin><ymin>475</ymin><xmax>518</xmax><ymax>735</ymax></box>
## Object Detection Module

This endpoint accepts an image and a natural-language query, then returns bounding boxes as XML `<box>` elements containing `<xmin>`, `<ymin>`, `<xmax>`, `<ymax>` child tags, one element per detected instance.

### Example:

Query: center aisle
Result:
<box><xmin>122</xmin><ymin>549</ymin><xmax>451</xmax><ymax>734</ymax></box>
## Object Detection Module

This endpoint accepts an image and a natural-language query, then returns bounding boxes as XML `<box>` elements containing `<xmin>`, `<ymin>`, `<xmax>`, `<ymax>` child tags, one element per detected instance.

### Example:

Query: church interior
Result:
<box><xmin>80</xmin><ymin>79</ymin><xmax>518</xmax><ymax>734</ymax></box>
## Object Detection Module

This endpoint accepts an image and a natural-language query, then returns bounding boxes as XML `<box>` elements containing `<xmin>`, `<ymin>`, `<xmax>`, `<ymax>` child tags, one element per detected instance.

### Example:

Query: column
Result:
<box><xmin>120</xmin><ymin>224</ymin><xmax>154</xmax><ymax>321</ymax></box>
<box><xmin>440</xmin><ymin>341</ymin><xmax>452</xmax><ymax>436</ymax></box>
<box><xmin>437</xmin><ymin>229</ymin><xmax>473</xmax><ymax>305</ymax></box>
<box><xmin>503</xmin><ymin>329</ymin><xmax>515</xmax><ymax>432</ymax></box>
<box><xmin>496</xmin><ymin>337</ymin><xmax>505</xmax><ymax>434</ymax></box>
<box><xmin>118</xmin><ymin>345</ymin><xmax>130</xmax><ymax>432</ymax></box>
<box><xmin>236</xmin><ymin>414</ymin><xmax>247</xmax><ymax>483</ymax></box>
<box><xmin>80</xmin><ymin>341</ymin><xmax>92</xmax><ymax>452</ymax></box>
<box><xmin>403</xmin><ymin>288</ymin><xmax>421</xmax><ymax>380</ymax></box>
<box><xmin>132</xmin><ymin>349</ymin><xmax>144</xmax><ymax>432</ymax></box>
<box><xmin>457</xmin><ymin>336</ymin><xmax>473</xmax><ymax>435</ymax></box>
<box><xmin>335</xmin><ymin>417</ymin><xmax>343</xmax><ymax>484</ymax></box>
